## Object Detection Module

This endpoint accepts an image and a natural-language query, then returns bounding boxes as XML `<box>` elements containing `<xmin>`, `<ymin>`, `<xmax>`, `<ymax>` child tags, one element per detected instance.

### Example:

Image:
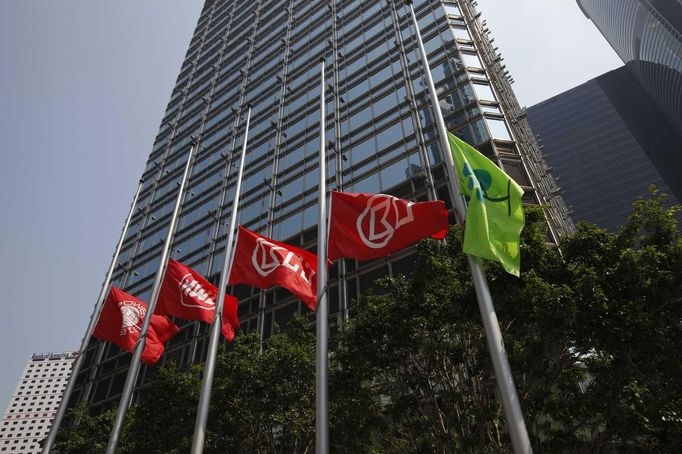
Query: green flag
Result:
<box><xmin>447</xmin><ymin>132</ymin><xmax>525</xmax><ymax>276</ymax></box>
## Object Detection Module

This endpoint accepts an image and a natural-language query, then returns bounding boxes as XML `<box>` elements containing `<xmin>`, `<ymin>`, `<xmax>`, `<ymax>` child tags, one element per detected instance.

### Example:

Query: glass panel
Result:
<box><xmin>481</xmin><ymin>104</ymin><xmax>501</xmax><ymax>114</ymax></box>
<box><xmin>473</xmin><ymin>83</ymin><xmax>496</xmax><ymax>101</ymax></box>
<box><xmin>352</xmin><ymin>174</ymin><xmax>381</xmax><ymax>193</ymax></box>
<box><xmin>451</xmin><ymin>26</ymin><xmax>470</xmax><ymax>40</ymax></box>
<box><xmin>443</xmin><ymin>4</ymin><xmax>461</xmax><ymax>16</ymax></box>
<box><xmin>461</xmin><ymin>52</ymin><xmax>483</xmax><ymax>68</ymax></box>
<box><xmin>486</xmin><ymin>117</ymin><xmax>512</xmax><ymax>141</ymax></box>
<box><xmin>381</xmin><ymin>158</ymin><xmax>410</xmax><ymax>191</ymax></box>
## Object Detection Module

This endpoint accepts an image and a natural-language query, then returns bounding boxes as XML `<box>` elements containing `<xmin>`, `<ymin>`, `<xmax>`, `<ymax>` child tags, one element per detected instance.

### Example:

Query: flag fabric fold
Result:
<box><xmin>229</xmin><ymin>226</ymin><xmax>318</xmax><ymax>311</ymax></box>
<box><xmin>327</xmin><ymin>191</ymin><xmax>449</xmax><ymax>261</ymax></box>
<box><xmin>156</xmin><ymin>259</ymin><xmax>240</xmax><ymax>342</ymax></box>
<box><xmin>447</xmin><ymin>132</ymin><xmax>525</xmax><ymax>276</ymax></box>
<box><xmin>93</xmin><ymin>287</ymin><xmax>179</xmax><ymax>364</ymax></box>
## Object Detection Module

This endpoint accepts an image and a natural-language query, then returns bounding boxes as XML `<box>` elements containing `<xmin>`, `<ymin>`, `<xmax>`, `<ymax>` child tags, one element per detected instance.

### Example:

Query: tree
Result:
<box><xmin>57</xmin><ymin>405</ymin><xmax>122</xmax><ymax>453</ymax></box>
<box><xmin>124</xmin><ymin>363</ymin><xmax>202</xmax><ymax>453</ymax></box>
<box><xmin>207</xmin><ymin>317</ymin><xmax>317</xmax><ymax>453</ymax></box>
<box><xmin>555</xmin><ymin>191</ymin><xmax>682</xmax><ymax>452</ymax></box>
<box><xmin>335</xmin><ymin>193</ymin><xmax>682</xmax><ymax>452</ymax></box>
<box><xmin>60</xmin><ymin>193</ymin><xmax>682</xmax><ymax>453</ymax></box>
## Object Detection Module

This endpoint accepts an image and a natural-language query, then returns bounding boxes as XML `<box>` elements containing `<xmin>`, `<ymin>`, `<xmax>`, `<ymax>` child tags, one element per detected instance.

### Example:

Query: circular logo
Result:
<box><xmin>118</xmin><ymin>301</ymin><xmax>146</xmax><ymax>336</ymax></box>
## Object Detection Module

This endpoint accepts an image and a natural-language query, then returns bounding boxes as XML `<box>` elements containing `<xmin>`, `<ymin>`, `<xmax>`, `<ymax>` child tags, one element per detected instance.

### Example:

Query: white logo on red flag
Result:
<box><xmin>252</xmin><ymin>238</ymin><xmax>314</xmax><ymax>284</ymax></box>
<box><xmin>357</xmin><ymin>194</ymin><xmax>415</xmax><ymax>248</ymax></box>
<box><xmin>118</xmin><ymin>301</ymin><xmax>145</xmax><ymax>336</ymax></box>
<box><xmin>178</xmin><ymin>273</ymin><xmax>215</xmax><ymax>311</ymax></box>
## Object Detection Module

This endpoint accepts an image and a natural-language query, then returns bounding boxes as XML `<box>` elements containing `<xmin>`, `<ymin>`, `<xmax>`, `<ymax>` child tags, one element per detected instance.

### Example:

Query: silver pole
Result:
<box><xmin>257</xmin><ymin>292</ymin><xmax>266</xmax><ymax>353</ymax></box>
<box><xmin>315</xmin><ymin>57</ymin><xmax>329</xmax><ymax>454</ymax></box>
<box><xmin>41</xmin><ymin>181</ymin><xmax>144</xmax><ymax>454</ymax></box>
<box><xmin>406</xmin><ymin>2</ymin><xmax>532</xmax><ymax>453</ymax></box>
<box><xmin>190</xmin><ymin>104</ymin><xmax>252</xmax><ymax>454</ymax></box>
<box><xmin>105</xmin><ymin>143</ymin><xmax>197</xmax><ymax>454</ymax></box>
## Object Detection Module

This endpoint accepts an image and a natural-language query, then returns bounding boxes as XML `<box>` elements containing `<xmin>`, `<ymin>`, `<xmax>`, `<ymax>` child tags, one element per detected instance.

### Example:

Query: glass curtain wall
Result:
<box><xmin>70</xmin><ymin>0</ymin><xmax>558</xmax><ymax>412</ymax></box>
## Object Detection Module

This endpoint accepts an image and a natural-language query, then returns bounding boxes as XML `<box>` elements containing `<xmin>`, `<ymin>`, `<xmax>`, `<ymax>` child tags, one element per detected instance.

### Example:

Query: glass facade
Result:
<box><xmin>577</xmin><ymin>0</ymin><xmax>682</xmax><ymax>136</ymax></box>
<box><xmin>69</xmin><ymin>0</ymin><xmax>572</xmax><ymax>413</ymax></box>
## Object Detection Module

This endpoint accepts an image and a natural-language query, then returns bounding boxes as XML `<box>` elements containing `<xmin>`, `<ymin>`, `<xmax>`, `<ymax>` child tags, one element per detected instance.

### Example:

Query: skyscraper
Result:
<box><xmin>576</xmin><ymin>0</ymin><xmax>682</xmax><ymax>135</ymax></box>
<box><xmin>0</xmin><ymin>352</ymin><xmax>77</xmax><ymax>454</ymax></box>
<box><xmin>527</xmin><ymin>65</ymin><xmax>682</xmax><ymax>231</ymax></box>
<box><xmin>68</xmin><ymin>0</ymin><xmax>571</xmax><ymax>415</ymax></box>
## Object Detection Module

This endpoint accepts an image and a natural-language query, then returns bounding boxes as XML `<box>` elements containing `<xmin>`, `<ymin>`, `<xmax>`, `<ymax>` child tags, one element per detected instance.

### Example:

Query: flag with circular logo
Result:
<box><xmin>156</xmin><ymin>259</ymin><xmax>240</xmax><ymax>342</ymax></box>
<box><xmin>93</xmin><ymin>287</ymin><xmax>179</xmax><ymax>364</ymax></box>
<box><xmin>327</xmin><ymin>191</ymin><xmax>449</xmax><ymax>261</ymax></box>
<box><xmin>447</xmin><ymin>132</ymin><xmax>525</xmax><ymax>276</ymax></box>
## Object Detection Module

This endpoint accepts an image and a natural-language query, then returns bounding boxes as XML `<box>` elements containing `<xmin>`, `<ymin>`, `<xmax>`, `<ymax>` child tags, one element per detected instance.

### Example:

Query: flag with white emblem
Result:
<box><xmin>327</xmin><ymin>191</ymin><xmax>449</xmax><ymax>261</ymax></box>
<box><xmin>228</xmin><ymin>226</ymin><xmax>318</xmax><ymax>310</ymax></box>
<box><xmin>93</xmin><ymin>287</ymin><xmax>179</xmax><ymax>364</ymax></box>
<box><xmin>156</xmin><ymin>259</ymin><xmax>240</xmax><ymax>342</ymax></box>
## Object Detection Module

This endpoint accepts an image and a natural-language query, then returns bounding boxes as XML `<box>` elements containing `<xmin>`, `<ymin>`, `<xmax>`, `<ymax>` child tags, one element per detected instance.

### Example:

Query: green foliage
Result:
<box><xmin>57</xmin><ymin>405</ymin><xmax>121</xmax><ymax>453</ymax></box>
<box><xmin>124</xmin><ymin>363</ymin><xmax>202</xmax><ymax>453</ymax></box>
<box><xmin>335</xmin><ymin>194</ymin><xmax>682</xmax><ymax>453</ymax></box>
<box><xmin>59</xmin><ymin>193</ymin><xmax>682</xmax><ymax>453</ymax></box>
<box><xmin>207</xmin><ymin>317</ymin><xmax>317</xmax><ymax>453</ymax></box>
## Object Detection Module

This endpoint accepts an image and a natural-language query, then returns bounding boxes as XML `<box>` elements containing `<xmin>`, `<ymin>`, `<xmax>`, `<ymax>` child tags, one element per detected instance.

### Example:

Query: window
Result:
<box><xmin>485</xmin><ymin>118</ymin><xmax>512</xmax><ymax>141</ymax></box>
<box><xmin>461</xmin><ymin>52</ymin><xmax>483</xmax><ymax>69</ymax></box>
<box><xmin>451</xmin><ymin>26</ymin><xmax>470</xmax><ymax>41</ymax></box>
<box><xmin>473</xmin><ymin>83</ymin><xmax>496</xmax><ymax>102</ymax></box>
<box><xmin>443</xmin><ymin>4</ymin><xmax>461</xmax><ymax>17</ymax></box>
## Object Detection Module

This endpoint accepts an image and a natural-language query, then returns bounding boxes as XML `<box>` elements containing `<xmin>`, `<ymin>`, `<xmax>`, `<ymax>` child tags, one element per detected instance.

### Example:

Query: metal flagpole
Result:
<box><xmin>41</xmin><ymin>181</ymin><xmax>144</xmax><ymax>454</ymax></box>
<box><xmin>406</xmin><ymin>2</ymin><xmax>532</xmax><ymax>453</ymax></box>
<box><xmin>105</xmin><ymin>142</ymin><xmax>198</xmax><ymax>454</ymax></box>
<box><xmin>190</xmin><ymin>104</ymin><xmax>252</xmax><ymax>454</ymax></box>
<box><xmin>316</xmin><ymin>57</ymin><xmax>330</xmax><ymax>454</ymax></box>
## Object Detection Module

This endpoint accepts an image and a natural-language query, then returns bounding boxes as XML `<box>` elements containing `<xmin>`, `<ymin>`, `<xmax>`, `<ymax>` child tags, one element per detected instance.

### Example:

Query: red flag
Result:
<box><xmin>156</xmin><ymin>259</ymin><xmax>240</xmax><ymax>342</ymax></box>
<box><xmin>228</xmin><ymin>226</ymin><xmax>318</xmax><ymax>310</ymax></box>
<box><xmin>328</xmin><ymin>191</ymin><xmax>449</xmax><ymax>261</ymax></box>
<box><xmin>93</xmin><ymin>287</ymin><xmax>179</xmax><ymax>365</ymax></box>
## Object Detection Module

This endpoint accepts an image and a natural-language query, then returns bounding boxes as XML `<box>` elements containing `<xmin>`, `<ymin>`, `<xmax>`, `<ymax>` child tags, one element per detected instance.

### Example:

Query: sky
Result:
<box><xmin>0</xmin><ymin>0</ymin><xmax>621</xmax><ymax>412</ymax></box>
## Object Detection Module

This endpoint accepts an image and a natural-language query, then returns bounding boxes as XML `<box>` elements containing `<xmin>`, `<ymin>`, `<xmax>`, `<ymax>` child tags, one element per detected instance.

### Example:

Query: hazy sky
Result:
<box><xmin>0</xmin><ymin>0</ymin><xmax>621</xmax><ymax>412</ymax></box>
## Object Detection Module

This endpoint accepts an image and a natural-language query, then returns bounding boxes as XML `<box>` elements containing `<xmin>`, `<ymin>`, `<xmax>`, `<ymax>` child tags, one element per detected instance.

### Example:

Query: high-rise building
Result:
<box><xmin>576</xmin><ymin>0</ymin><xmax>682</xmax><ymax>135</ymax></box>
<box><xmin>68</xmin><ymin>0</ymin><xmax>572</xmax><ymax>415</ymax></box>
<box><xmin>527</xmin><ymin>66</ymin><xmax>682</xmax><ymax>231</ymax></box>
<box><xmin>0</xmin><ymin>352</ymin><xmax>77</xmax><ymax>454</ymax></box>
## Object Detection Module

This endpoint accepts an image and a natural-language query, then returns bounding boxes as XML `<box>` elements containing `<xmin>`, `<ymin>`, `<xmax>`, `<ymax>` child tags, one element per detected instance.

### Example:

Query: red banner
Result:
<box><xmin>228</xmin><ymin>226</ymin><xmax>318</xmax><ymax>310</ymax></box>
<box><xmin>93</xmin><ymin>287</ymin><xmax>179</xmax><ymax>365</ymax></box>
<box><xmin>157</xmin><ymin>259</ymin><xmax>240</xmax><ymax>342</ymax></box>
<box><xmin>328</xmin><ymin>191</ymin><xmax>449</xmax><ymax>261</ymax></box>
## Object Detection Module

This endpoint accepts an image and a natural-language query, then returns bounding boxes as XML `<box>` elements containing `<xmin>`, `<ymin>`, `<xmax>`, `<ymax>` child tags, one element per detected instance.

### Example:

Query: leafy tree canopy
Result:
<box><xmin>59</xmin><ymin>193</ymin><xmax>682</xmax><ymax>453</ymax></box>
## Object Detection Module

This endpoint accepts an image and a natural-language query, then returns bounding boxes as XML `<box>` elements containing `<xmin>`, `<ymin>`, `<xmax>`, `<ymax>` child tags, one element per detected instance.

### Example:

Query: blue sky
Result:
<box><xmin>0</xmin><ymin>0</ymin><xmax>620</xmax><ymax>412</ymax></box>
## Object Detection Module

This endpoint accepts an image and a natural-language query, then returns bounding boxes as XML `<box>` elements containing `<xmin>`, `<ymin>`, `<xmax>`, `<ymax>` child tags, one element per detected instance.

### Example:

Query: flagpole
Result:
<box><xmin>190</xmin><ymin>104</ymin><xmax>252</xmax><ymax>454</ymax></box>
<box><xmin>406</xmin><ymin>2</ymin><xmax>532</xmax><ymax>453</ymax></box>
<box><xmin>316</xmin><ymin>57</ymin><xmax>330</xmax><ymax>454</ymax></box>
<box><xmin>40</xmin><ymin>181</ymin><xmax>144</xmax><ymax>454</ymax></box>
<box><xmin>105</xmin><ymin>142</ymin><xmax>198</xmax><ymax>454</ymax></box>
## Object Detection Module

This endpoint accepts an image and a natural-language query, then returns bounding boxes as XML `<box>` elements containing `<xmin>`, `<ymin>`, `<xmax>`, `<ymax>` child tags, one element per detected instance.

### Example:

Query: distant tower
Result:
<box><xmin>576</xmin><ymin>0</ymin><xmax>682</xmax><ymax>135</ymax></box>
<box><xmin>0</xmin><ymin>352</ymin><xmax>77</xmax><ymax>454</ymax></box>
<box><xmin>527</xmin><ymin>66</ymin><xmax>682</xmax><ymax>231</ymax></box>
